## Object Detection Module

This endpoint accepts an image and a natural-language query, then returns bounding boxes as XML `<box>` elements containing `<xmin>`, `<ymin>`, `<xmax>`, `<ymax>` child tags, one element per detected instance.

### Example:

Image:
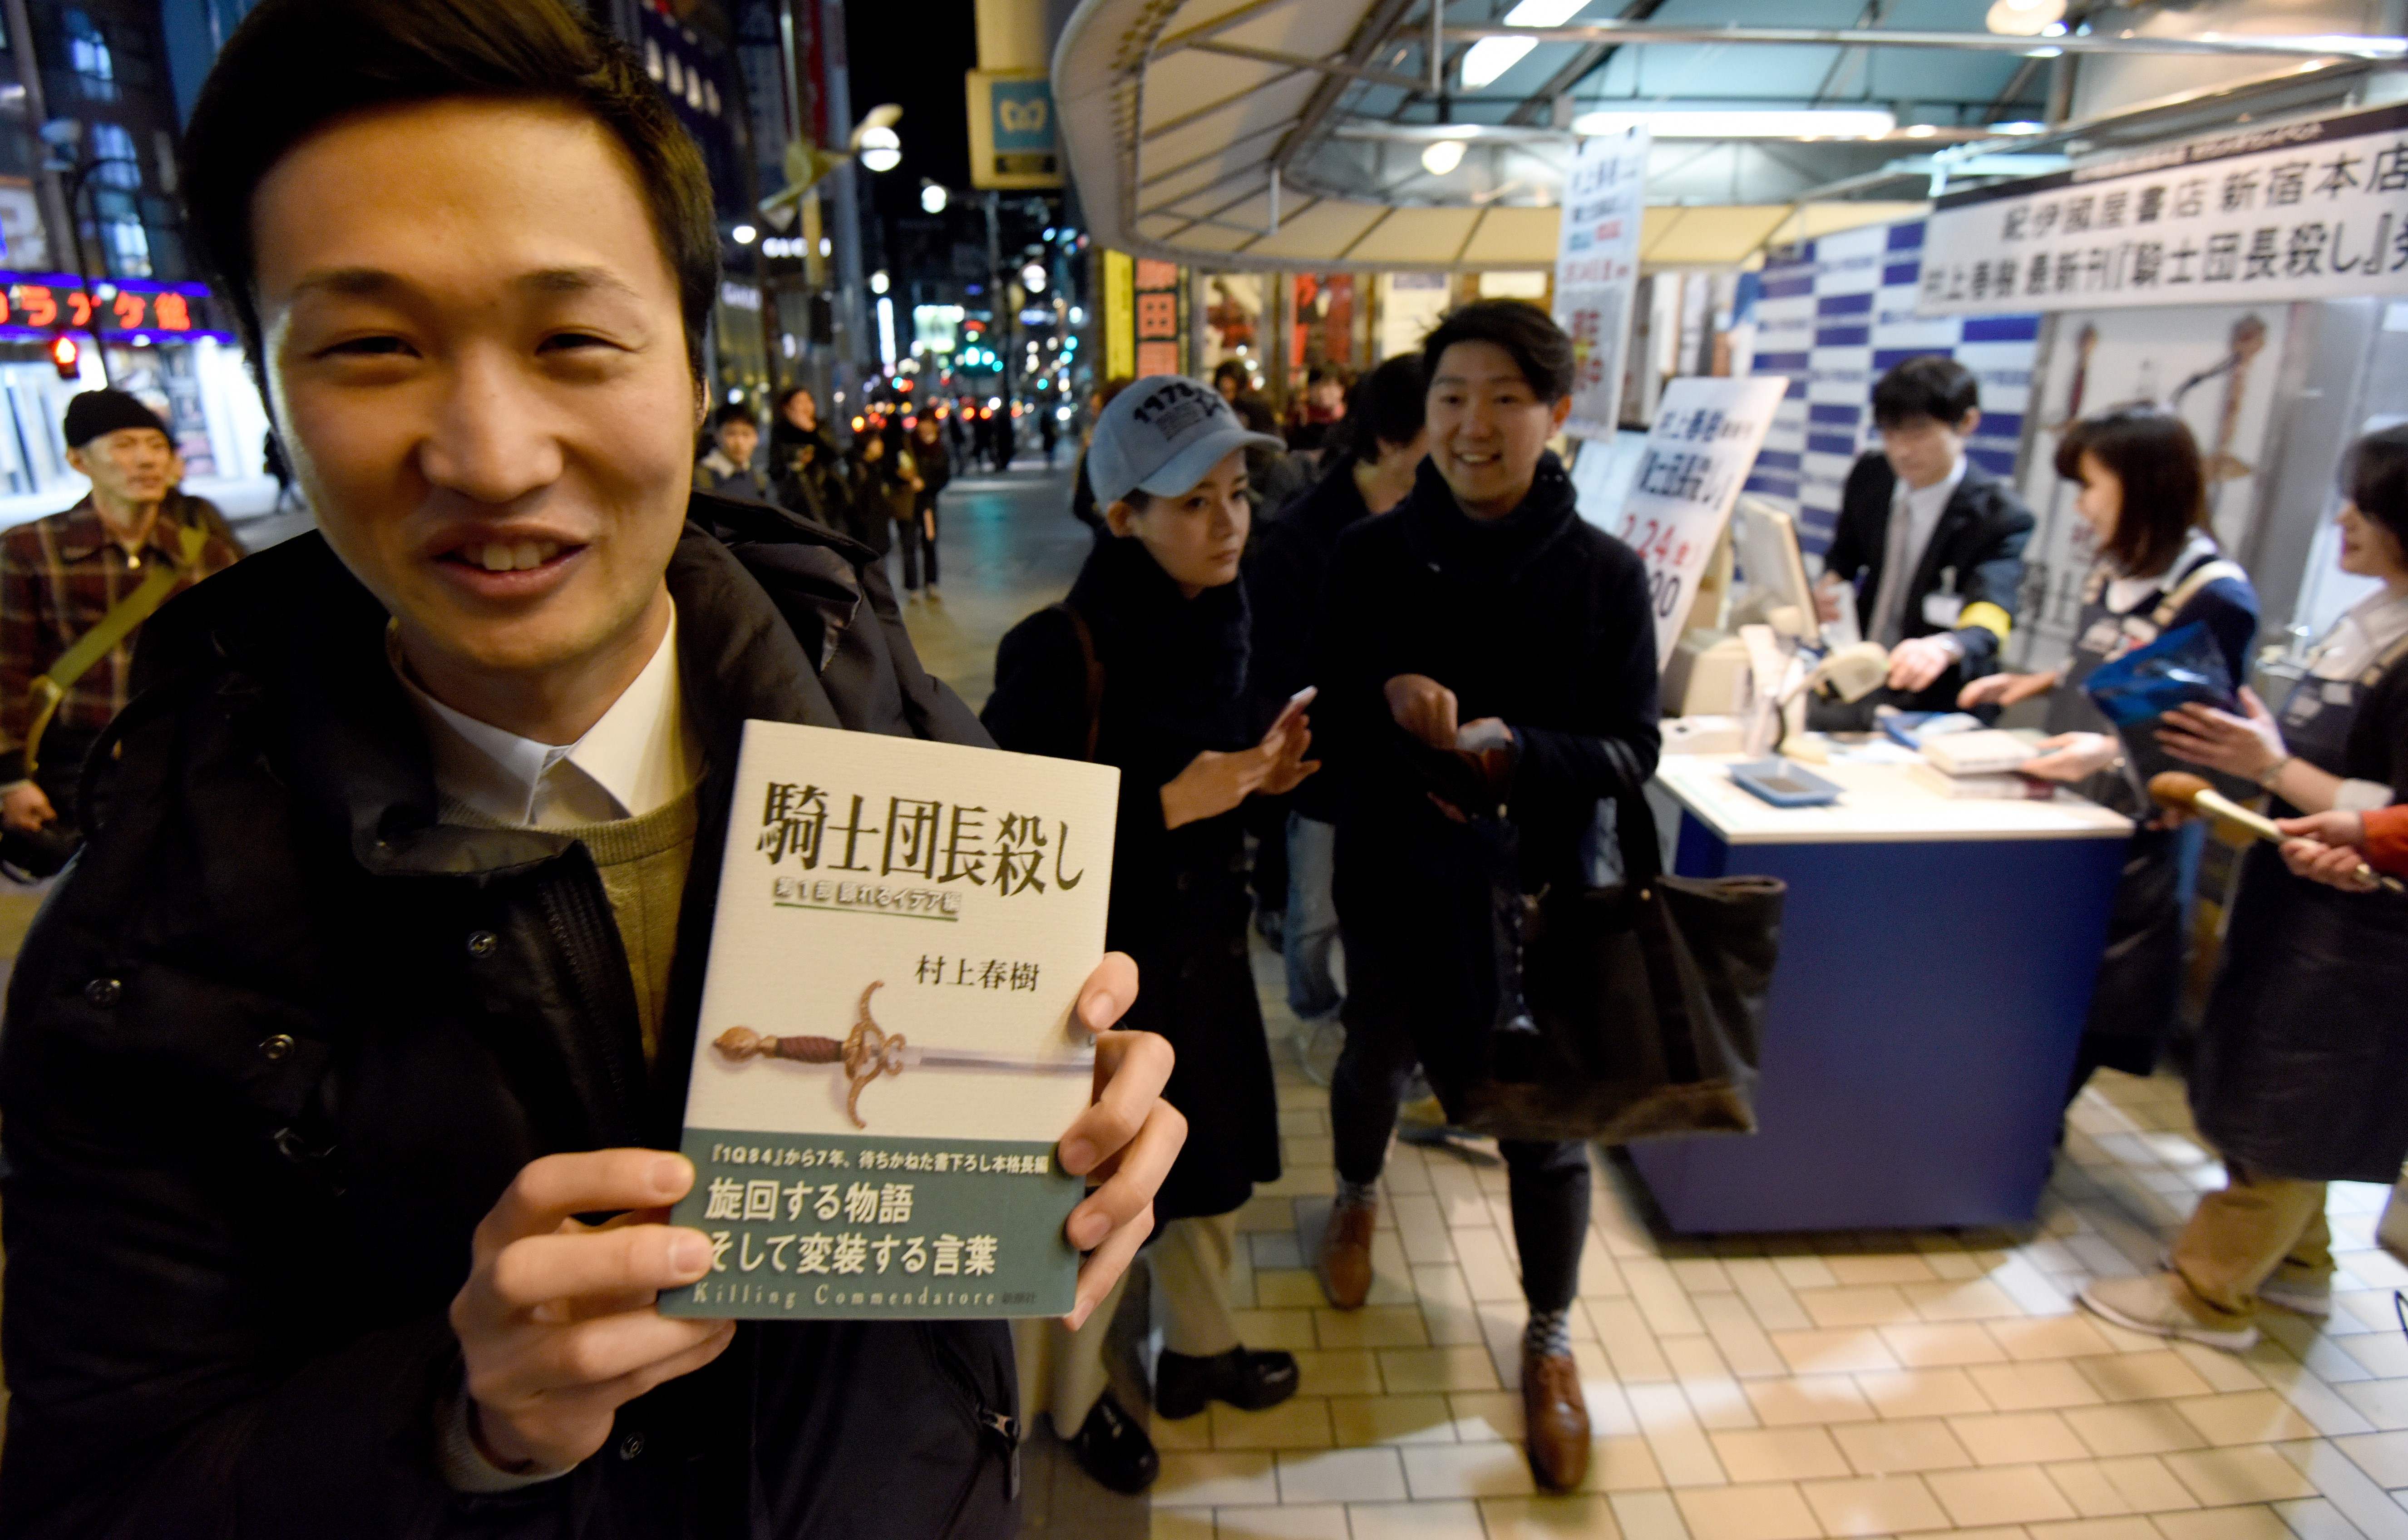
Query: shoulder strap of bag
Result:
<box><xmin>2149</xmin><ymin>556</ymin><xmax>2248</xmax><ymax>629</ymax></box>
<box><xmin>23</xmin><ymin>520</ymin><xmax>210</xmax><ymax>774</ymax></box>
<box><xmin>2361</xmin><ymin>627</ymin><xmax>2408</xmax><ymax>689</ymax></box>
<box><xmin>1049</xmin><ymin>602</ymin><xmax>1104</xmax><ymax>762</ymax></box>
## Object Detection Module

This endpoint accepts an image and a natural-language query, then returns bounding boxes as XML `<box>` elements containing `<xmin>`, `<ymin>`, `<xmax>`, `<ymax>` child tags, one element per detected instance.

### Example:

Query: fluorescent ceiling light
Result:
<box><xmin>1571</xmin><ymin>108</ymin><xmax>1896</xmax><ymax>139</ymax></box>
<box><xmin>1461</xmin><ymin>0</ymin><xmax>1588</xmax><ymax>88</ymax></box>
<box><xmin>1984</xmin><ymin>0</ymin><xmax>2066</xmax><ymax>36</ymax></box>
<box><xmin>1988</xmin><ymin>120</ymin><xmax>2048</xmax><ymax>134</ymax></box>
<box><xmin>1421</xmin><ymin>138</ymin><xmax>1467</xmax><ymax>175</ymax></box>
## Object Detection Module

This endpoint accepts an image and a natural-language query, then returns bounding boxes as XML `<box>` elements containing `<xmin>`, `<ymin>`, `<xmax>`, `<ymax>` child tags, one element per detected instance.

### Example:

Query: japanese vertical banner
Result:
<box><xmin>1618</xmin><ymin>375</ymin><xmax>1789</xmax><ymax>661</ymax></box>
<box><xmin>1920</xmin><ymin>102</ymin><xmax>2408</xmax><ymax>315</ymax></box>
<box><xmin>1553</xmin><ymin>126</ymin><xmax>1651</xmax><ymax>439</ymax></box>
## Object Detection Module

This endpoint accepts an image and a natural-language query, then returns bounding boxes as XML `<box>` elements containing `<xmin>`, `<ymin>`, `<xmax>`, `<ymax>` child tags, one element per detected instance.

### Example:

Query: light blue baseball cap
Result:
<box><xmin>1086</xmin><ymin>375</ymin><xmax>1286</xmax><ymax>508</ymax></box>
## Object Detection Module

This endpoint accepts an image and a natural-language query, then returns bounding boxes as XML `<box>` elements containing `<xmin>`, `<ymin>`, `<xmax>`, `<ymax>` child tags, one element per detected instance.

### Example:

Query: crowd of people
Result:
<box><xmin>0</xmin><ymin>2</ymin><xmax>2402</xmax><ymax>1537</ymax></box>
<box><xmin>1003</xmin><ymin>327</ymin><xmax>2408</xmax><ymax>1495</ymax></box>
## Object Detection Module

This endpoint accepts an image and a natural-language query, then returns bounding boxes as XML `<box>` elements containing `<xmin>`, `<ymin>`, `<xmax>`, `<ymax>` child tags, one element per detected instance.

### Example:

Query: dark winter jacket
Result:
<box><xmin>0</xmin><ymin>495</ymin><xmax>1022</xmax><ymax>1540</ymax></box>
<box><xmin>1317</xmin><ymin>454</ymin><xmax>1660</xmax><ymax>1091</ymax></box>
<box><xmin>1244</xmin><ymin>460</ymin><xmax>1375</xmax><ymax>822</ymax></box>
<box><xmin>981</xmin><ymin>537</ymin><xmax>1279</xmax><ymax>1223</ymax></box>
<box><xmin>911</xmin><ymin>434</ymin><xmax>953</xmax><ymax>514</ymax></box>
<box><xmin>1821</xmin><ymin>454</ymin><xmax>2035</xmax><ymax>711</ymax></box>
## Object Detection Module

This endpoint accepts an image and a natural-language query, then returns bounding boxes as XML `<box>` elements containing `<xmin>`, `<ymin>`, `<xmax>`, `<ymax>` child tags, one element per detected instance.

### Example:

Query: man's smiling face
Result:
<box><xmin>252</xmin><ymin>96</ymin><xmax>697</xmax><ymax>688</ymax></box>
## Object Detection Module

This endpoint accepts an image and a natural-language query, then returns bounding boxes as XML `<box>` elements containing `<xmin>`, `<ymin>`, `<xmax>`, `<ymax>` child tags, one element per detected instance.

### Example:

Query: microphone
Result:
<box><xmin>2148</xmin><ymin>771</ymin><xmax>2405</xmax><ymax>894</ymax></box>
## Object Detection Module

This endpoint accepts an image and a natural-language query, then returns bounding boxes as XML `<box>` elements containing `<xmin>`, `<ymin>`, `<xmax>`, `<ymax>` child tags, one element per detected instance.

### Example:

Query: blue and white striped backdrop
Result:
<box><xmin>1743</xmin><ymin>219</ymin><xmax>2041</xmax><ymax>560</ymax></box>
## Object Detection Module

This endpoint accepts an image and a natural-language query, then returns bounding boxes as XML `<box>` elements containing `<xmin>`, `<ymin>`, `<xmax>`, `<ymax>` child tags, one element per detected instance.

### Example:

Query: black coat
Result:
<box><xmin>0</xmin><ymin>497</ymin><xmax>1022</xmax><ymax>1540</ymax></box>
<box><xmin>981</xmin><ymin>538</ymin><xmax>1280</xmax><ymax>1224</ymax></box>
<box><xmin>1245</xmin><ymin>460</ymin><xmax>1374</xmax><ymax>823</ymax></box>
<box><xmin>1317</xmin><ymin>455</ymin><xmax>1660</xmax><ymax>1097</ymax></box>
<box><xmin>1821</xmin><ymin>454</ymin><xmax>2035</xmax><ymax>711</ymax></box>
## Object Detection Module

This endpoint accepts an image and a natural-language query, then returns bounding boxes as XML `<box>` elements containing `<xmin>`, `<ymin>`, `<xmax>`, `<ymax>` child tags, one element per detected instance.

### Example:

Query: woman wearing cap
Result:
<box><xmin>983</xmin><ymin>377</ymin><xmax>1316</xmax><ymax>1493</ymax></box>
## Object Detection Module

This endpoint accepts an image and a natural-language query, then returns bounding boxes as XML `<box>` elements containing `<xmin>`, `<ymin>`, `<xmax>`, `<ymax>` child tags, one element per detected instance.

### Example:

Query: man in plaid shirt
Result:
<box><xmin>0</xmin><ymin>389</ymin><xmax>242</xmax><ymax>834</ymax></box>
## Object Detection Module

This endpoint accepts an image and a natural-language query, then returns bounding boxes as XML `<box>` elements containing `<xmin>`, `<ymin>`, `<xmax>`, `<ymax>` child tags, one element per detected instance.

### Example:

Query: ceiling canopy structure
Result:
<box><xmin>1053</xmin><ymin>0</ymin><xmax>2402</xmax><ymax>271</ymax></box>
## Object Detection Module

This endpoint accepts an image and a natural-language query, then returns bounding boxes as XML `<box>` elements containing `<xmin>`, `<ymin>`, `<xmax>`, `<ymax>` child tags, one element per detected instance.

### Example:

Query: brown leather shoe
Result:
<box><xmin>1317</xmin><ymin>1194</ymin><xmax>1377</xmax><ymax>1309</ymax></box>
<box><xmin>1522</xmin><ymin>1350</ymin><xmax>1591</xmax><ymax>1492</ymax></box>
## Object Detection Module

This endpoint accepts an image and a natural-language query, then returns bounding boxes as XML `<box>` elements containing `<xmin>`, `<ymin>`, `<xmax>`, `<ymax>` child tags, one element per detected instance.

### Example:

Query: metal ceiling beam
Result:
<box><xmin>1184</xmin><ymin>39</ymin><xmax>1426</xmax><ymax>92</ymax></box>
<box><xmin>1268</xmin><ymin>0</ymin><xmax>1422</xmax><ymax>177</ymax></box>
<box><xmin>1501</xmin><ymin>0</ymin><xmax>1668</xmax><ymax>128</ymax></box>
<box><xmin>1440</xmin><ymin>23</ymin><xmax>2407</xmax><ymax>60</ymax></box>
<box><xmin>1141</xmin><ymin>69</ymin><xmax>1310</xmax><ymax>143</ymax></box>
<box><xmin>1148</xmin><ymin>0</ymin><xmax>1318</xmax><ymax>59</ymax></box>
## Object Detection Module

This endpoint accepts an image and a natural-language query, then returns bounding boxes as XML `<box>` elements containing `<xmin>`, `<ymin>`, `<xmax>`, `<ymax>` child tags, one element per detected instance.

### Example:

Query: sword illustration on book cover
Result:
<box><xmin>714</xmin><ymin>981</ymin><xmax>1093</xmax><ymax>1129</ymax></box>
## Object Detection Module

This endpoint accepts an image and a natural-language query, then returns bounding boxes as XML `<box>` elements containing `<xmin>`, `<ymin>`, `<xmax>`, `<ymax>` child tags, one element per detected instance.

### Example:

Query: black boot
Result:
<box><xmin>1067</xmin><ymin>1390</ymin><xmax>1158</xmax><ymax>1494</ymax></box>
<box><xmin>1153</xmin><ymin>1346</ymin><xmax>1300</xmax><ymax>1421</ymax></box>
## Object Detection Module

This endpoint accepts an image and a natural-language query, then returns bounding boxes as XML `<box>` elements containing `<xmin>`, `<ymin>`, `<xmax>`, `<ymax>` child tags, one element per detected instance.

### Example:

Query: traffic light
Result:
<box><xmin>48</xmin><ymin>335</ymin><xmax>78</xmax><ymax>380</ymax></box>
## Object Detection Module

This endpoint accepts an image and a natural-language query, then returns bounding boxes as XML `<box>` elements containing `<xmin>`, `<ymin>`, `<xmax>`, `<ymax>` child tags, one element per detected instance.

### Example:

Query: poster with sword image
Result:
<box><xmin>661</xmin><ymin>721</ymin><xmax>1119</xmax><ymax>1321</ymax></box>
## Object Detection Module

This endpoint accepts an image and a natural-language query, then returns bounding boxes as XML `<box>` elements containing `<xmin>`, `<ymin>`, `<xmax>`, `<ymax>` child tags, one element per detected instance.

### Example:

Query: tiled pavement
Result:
<box><xmin>905</xmin><ymin>462</ymin><xmax>2408</xmax><ymax>1540</ymax></box>
<box><xmin>1131</xmin><ymin>961</ymin><xmax>2408</xmax><ymax>1540</ymax></box>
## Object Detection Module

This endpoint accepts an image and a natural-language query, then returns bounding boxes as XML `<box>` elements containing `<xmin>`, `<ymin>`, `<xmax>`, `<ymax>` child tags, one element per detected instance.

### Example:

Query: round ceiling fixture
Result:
<box><xmin>1985</xmin><ymin>0</ymin><xmax>2066</xmax><ymax>37</ymax></box>
<box><xmin>1421</xmin><ymin>138</ymin><xmax>1467</xmax><ymax>176</ymax></box>
<box><xmin>858</xmin><ymin>124</ymin><xmax>902</xmax><ymax>173</ymax></box>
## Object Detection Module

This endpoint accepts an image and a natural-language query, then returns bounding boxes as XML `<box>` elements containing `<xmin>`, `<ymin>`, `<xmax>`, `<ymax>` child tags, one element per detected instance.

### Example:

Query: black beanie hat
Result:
<box><xmin>63</xmin><ymin>389</ymin><xmax>172</xmax><ymax>449</ymax></box>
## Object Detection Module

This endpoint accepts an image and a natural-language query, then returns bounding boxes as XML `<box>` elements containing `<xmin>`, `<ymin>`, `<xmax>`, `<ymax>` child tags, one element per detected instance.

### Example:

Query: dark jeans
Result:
<box><xmin>898</xmin><ymin>504</ymin><xmax>939</xmax><ymax>590</ymax></box>
<box><xmin>1329</xmin><ymin>1007</ymin><xmax>1591</xmax><ymax>1314</ymax></box>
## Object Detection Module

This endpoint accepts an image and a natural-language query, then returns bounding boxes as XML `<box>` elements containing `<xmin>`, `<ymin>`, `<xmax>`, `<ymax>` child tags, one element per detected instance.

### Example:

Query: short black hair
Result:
<box><xmin>182</xmin><ymin>0</ymin><xmax>718</xmax><ymax>383</ymax></box>
<box><xmin>1331</xmin><ymin>354</ymin><xmax>1428</xmax><ymax>467</ymax></box>
<box><xmin>1871</xmin><ymin>355</ymin><xmax>1980</xmax><ymax>429</ymax></box>
<box><xmin>713</xmin><ymin>403</ymin><xmax>758</xmax><ymax>432</ymax></box>
<box><xmin>1212</xmin><ymin>360</ymin><xmax>1251</xmax><ymax>388</ymax></box>
<box><xmin>774</xmin><ymin>385</ymin><xmax>816</xmax><ymax>416</ymax></box>
<box><xmin>1421</xmin><ymin>300</ymin><xmax>1575</xmax><ymax>403</ymax></box>
<box><xmin>2342</xmin><ymin>424</ymin><xmax>2408</xmax><ymax>553</ymax></box>
<box><xmin>2054</xmin><ymin>406</ymin><xmax>2206</xmax><ymax>577</ymax></box>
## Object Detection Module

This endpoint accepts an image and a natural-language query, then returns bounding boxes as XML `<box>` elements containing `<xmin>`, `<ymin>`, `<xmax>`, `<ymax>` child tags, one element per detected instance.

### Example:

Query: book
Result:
<box><xmin>1920</xmin><ymin>729</ymin><xmax>2038</xmax><ymax>777</ymax></box>
<box><xmin>1905</xmin><ymin>763</ymin><xmax>2058</xmax><ymax>801</ymax></box>
<box><xmin>660</xmin><ymin>720</ymin><xmax>1120</xmax><ymax>1322</ymax></box>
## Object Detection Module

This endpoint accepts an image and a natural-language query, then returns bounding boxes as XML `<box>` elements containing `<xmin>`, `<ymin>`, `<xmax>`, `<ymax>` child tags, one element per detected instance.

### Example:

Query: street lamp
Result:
<box><xmin>921</xmin><ymin>183</ymin><xmax>948</xmax><ymax>215</ymax></box>
<box><xmin>857</xmin><ymin>125</ymin><xmax>901</xmax><ymax>174</ymax></box>
<box><xmin>36</xmin><ymin>118</ymin><xmax>131</xmax><ymax>386</ymax></box>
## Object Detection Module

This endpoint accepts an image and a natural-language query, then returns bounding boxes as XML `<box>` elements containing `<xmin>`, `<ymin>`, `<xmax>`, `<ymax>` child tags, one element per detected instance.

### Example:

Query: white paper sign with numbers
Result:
<box><xmin>1616</xmin><ymin>375</ymin><xmax>1789</xmax><ymax>662</ymax></box>
<box><xmin>1553</xmin><ymin>126</ymin><xmax>1651</xmax><ymax>439</ymax></box>
<box><xmin>1920</xmin><ymin>101</ymin><xmax>2408</xmax><ymax>316</ymax></box>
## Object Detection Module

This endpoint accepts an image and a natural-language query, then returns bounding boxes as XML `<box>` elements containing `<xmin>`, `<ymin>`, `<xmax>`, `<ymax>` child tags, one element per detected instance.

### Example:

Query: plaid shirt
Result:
<box><xmin>0</xmin><ymin>493</ymin><xmax>244</xmax><ymax>781</ymax></box>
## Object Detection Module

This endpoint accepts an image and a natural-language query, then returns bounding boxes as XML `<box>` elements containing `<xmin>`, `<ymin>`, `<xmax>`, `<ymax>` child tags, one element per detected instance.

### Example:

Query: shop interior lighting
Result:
<box><xmin>1461</xmin><ymin>0</ymin><xmax>1592</xmax><ymax>89</ymax></box>
<box><xmin>1420</xmin><ymin>137</ymin><xmax>1469</xmax><ymax>176</ymax></box>
<box><xmin>1985</xmin><ymin>0</ymin><xmax>2067</xmax><ymax>35</ymax></box>
<box><xmin>1571</xmin><ymin>107</ymin><xmax>1896</xmax><ymax>139</ymax></box>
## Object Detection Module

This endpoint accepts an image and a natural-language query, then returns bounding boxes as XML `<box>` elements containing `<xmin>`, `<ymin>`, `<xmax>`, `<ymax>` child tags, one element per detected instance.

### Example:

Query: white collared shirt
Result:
<box><xmin>1868</xmin><ymin>455</ymin><xmax>1967</xmax><ymax>647</ymax></box>
<box><xmin>392</xmin><ymin>606</ymin><xmax>703</xmax><ymax>830</ymax></box>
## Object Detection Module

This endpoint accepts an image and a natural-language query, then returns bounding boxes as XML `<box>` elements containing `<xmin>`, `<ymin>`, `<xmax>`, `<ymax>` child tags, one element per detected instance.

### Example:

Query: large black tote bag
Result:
<box><xmin>1456</xmin><ymin>784</ymin><xmax>1783</xmax><ymax>1145</ymax></box>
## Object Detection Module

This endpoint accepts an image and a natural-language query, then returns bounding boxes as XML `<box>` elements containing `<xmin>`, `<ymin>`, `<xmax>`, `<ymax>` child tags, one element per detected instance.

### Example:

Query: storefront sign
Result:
<box><xmin>966</xmin><ymin>70</ymin><xmax>1061</xmax><ymax>190</ymax></box>
<box><xmin>1616</xmin><ymin>375</ymin><xmax>1788</xmax><ymax>660</ymax></box>
<box><xmin>1920</xmin><ymin>102</ymin><xmax>2408</xmax><ymax>316</ymax></box>
<box><xmin>0</xmin><ymin>272</ymin><xmax>230</xmax><ymax>345</ymax></box>
<box><xmin>1552</xmin><ymin>126</ymin><xmax>1650</xmax><ymax>440</ymax></box>
<box><xmin>1131</xmin><ymin>257</ymin><xmax>1185</xmax><ymax>378</ymax></box>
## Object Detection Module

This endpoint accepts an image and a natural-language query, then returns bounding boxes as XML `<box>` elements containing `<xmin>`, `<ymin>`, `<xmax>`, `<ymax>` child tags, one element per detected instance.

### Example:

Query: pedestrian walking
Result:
<box><xmin>1312</xmin><ymin>301</ymin><xmax>1661</xmax><ymax>1493</ymax></box>
<box><xmin>692</xmin><ymin>402</ymin><xmax>768</xmax><ymax>499</ymax></box>
<box><xmin>984</xmin><ymin>376</ymin><xmax>1312</xmax><ymax>1494</ymax></box>
<box><xmin>907</xmin><ymin>412</ymin><xmax>951</xmax><ymax>595</ymax></box>
<box><xmin>0</xmin><ymin>389</ymin><xmax>243</xmax><ymax>867</ymax></box>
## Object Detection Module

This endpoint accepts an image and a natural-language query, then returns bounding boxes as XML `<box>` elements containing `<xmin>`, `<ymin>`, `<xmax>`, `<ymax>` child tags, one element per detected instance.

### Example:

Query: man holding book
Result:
<box><xmin>0</xmin><ymin>3</ymin><xmax>1179</xmax><ymax>1535</ymax></box>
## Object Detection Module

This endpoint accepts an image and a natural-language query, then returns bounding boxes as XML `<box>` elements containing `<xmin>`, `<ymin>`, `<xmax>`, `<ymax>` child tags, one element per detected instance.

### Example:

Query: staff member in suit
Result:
<box><xmin>1812</xmin><ymin>355</ymin><xmax>2035</xmax><ymax>715</ymax></box>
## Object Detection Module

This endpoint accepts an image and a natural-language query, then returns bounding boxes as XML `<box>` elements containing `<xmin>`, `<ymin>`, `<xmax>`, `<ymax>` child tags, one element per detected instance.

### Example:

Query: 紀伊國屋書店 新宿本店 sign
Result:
<box><xmin>1917</xmin><ymin>102</ymin><xmax>2408</xmax><ymax>316</ymax></box>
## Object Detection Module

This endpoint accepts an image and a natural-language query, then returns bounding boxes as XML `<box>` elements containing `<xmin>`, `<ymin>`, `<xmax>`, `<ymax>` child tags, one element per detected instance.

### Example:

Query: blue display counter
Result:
<box><xmin>1628</xmin><ymin>755</ymin><xmax>2130</xmax><ymax>1234</ymax></box>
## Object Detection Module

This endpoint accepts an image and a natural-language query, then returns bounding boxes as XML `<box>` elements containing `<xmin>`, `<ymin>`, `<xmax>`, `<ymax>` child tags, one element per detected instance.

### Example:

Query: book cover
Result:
<box><xmin>661</xmin><ymin>720</ymin><xmax>1119</xmax><ymax>1321</ymax></box>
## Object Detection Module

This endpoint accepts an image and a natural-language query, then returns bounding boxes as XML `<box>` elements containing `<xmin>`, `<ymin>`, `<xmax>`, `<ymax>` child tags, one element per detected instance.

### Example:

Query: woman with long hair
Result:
<box><xmin>1959</xmin><ymin>405</ymin><xmax>2258</xmax><ymax>1104</ymax></box>
<box><xmin>2078</xmin><ymin>425</ymin><xmax>2408</xmax><ymax>1349</ymax></box>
